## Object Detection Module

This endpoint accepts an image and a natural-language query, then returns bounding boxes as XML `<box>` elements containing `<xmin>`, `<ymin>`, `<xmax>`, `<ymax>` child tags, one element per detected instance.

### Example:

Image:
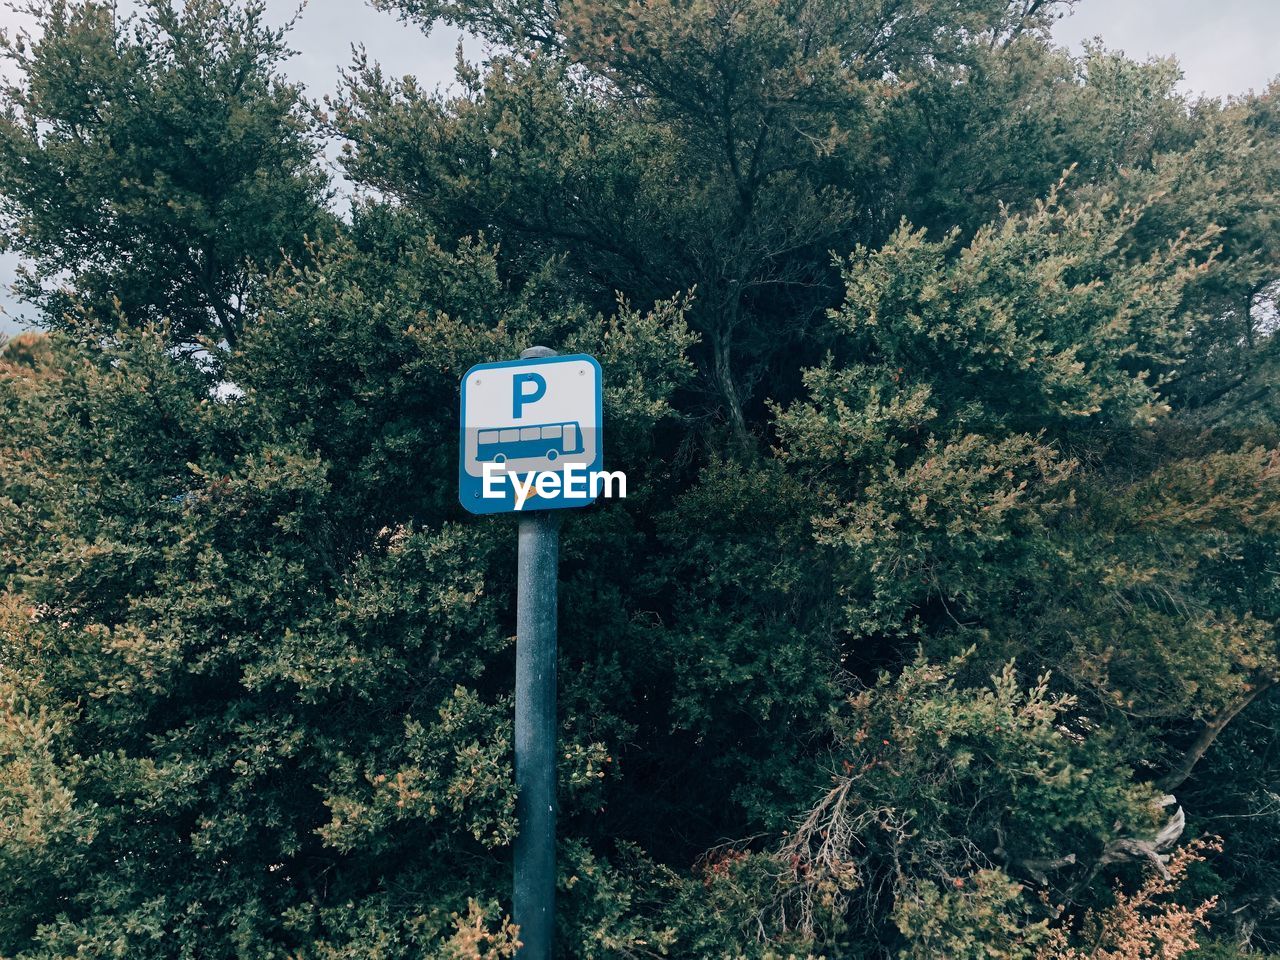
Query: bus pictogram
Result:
<box><xmin>476</xmin><ymin>421</ymin><xmax>583</xmax><ymax>464</ymax></box>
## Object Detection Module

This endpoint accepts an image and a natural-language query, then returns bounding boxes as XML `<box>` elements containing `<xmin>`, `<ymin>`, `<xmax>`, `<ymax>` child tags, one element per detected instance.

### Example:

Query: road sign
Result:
<box><xmin>459</xmin><ymin>353</ymin><xmax>603</xmax><ymax>514</ymax></box>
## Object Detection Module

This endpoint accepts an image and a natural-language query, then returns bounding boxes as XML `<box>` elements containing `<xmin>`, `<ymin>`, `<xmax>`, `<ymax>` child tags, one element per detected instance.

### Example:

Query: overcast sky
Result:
<box><xmin>2</xmin><ymin>0</ymin><xmax>1278</xmax><ymax>336</ymax></box>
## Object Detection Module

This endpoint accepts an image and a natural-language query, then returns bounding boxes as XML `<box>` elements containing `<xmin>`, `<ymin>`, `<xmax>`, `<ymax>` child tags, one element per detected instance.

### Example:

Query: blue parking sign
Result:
<box><xmin>459</xmin><ymin>354</ymin><xmax>604</xmax><ymax>514</ymax></box>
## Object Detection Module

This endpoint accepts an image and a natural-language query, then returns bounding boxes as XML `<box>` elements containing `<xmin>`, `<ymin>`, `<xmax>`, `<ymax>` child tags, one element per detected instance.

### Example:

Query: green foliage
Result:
<box><xmin>0</xmin><ymin>240</ymin><xmax>695</xmax><ymax>956</ymax></box>
<box><xmin>0</xmin><ymin>0</ymin><xmax>330</xmax><ymax>345</ymax></box>
<box><xmin>893</xmin><ymin>869</ymin><xmax>1048</xmax><ymax>960</ymax></box>
<box><xmin>773</xmin><ymin>654</ymin><xmax>1153</xmax><ymax>954</ymax></box>
<box><xmin>2</xmin><ymin>0</ymin><xmax>1279</xmax><ymax>957</ymax></box>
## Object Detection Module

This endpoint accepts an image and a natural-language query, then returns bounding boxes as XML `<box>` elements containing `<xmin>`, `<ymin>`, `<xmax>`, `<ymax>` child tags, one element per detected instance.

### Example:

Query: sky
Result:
<box><xmin>1</xmin><ymin>0</ymin><xmax>1278</xmax><ymax>336</ymax></box>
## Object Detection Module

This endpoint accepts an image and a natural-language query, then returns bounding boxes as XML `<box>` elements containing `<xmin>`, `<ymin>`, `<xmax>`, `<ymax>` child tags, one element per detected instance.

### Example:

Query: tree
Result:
<box><xmin>0</xmin><ymin>223</ymin><xmax>697</xmax><ymax>957</ymax></box>
<box><xmin>2</xmin><ymin>0</ymin><xmax>1279</xmax><ymax>956</ymax></box>
<box><xmin>337</xmin><ymin>0</ymin><xmax>1106</xmax><ymax>447</ymax></box>
<box><xmin>0</xmin><ymin>0</ymin><xmax>330</xmax><ymax>346</ymax></box>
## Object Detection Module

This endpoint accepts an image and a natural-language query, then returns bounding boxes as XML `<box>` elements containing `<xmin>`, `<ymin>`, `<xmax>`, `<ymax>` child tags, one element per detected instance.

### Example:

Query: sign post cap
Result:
<box><xmin>521</xmin><ymin>345</ymin><xmax>558</xmax><ymax>360</ymax></box>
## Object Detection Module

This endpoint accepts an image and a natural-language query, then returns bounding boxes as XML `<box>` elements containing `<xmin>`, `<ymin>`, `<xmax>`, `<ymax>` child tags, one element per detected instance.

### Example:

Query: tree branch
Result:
<box><xmin>1157</xmin><ymin>678</ymin><xmax>1279</xmax><ymax>794</ymax></box>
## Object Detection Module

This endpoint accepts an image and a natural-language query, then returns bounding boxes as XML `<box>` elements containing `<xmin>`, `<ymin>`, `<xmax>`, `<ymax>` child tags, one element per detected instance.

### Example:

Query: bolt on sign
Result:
<box><xmin>458</xmin><ymin>354</ymin><xmax>604</xmax><ymax>514</ymax></box>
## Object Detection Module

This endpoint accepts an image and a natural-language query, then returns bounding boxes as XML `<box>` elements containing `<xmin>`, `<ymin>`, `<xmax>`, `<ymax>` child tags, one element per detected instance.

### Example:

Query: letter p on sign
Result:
<box><xmin>513</xmin><ymin>373</ymin><xmax>547</xmax><ymax>418</ymax></box>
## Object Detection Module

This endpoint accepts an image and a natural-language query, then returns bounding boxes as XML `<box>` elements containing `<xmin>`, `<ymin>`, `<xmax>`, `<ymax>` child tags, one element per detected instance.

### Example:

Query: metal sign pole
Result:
<box><xmin>513</xmin><ymin>346</ymin><xmax>559</xmax><ymax>959</ymax></box>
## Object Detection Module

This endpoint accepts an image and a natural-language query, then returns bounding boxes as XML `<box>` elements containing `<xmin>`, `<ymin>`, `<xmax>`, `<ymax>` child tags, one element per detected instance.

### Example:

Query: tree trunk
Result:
<box><xmin>711</xmin><ymin>327</ymin><xmax>751</xmax><ymax>453</ymax></box>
